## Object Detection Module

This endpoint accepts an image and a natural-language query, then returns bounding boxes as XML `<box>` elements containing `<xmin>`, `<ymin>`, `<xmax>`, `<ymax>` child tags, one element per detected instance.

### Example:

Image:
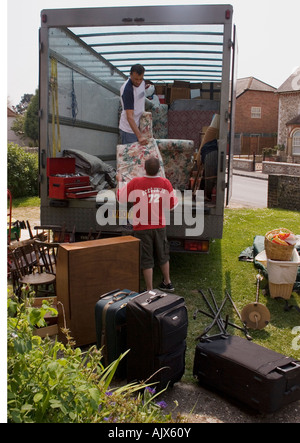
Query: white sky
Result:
<box><xmin>6</xmin><ymin>0</ymin><xmax>300</xmax><ymax>107</ymax></box>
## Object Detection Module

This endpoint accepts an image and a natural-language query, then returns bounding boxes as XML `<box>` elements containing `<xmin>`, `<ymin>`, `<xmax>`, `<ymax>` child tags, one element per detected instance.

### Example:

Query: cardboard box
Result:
<box><xmin>167</xmin><ymin>87</ymin><xmax>191</xmax><ymax>104</ymax></box>
<box><xmin>173</xmin><ymin>80</ymin><xmax>190</xmax><ymax>88</ymax></box>
<box><xmin>155</xmin><ymin>83</ymin><xmax>167</xmax><ymax>104</ymax></box>
<box><xmin>155</xmin><ymin>83</ymin><xmax>167</xmax><ymax>95</ymax></box>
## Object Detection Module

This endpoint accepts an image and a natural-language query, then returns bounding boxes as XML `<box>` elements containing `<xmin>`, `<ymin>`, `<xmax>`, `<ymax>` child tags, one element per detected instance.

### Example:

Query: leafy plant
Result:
<box><xmin>7</xmin><ymin>143</ymin><xmax>38</xmax><ymax>198</ymax></box>
<box><xmin>262</xmin><ymin>147</ymin><xmax>276</xmax><ymax>157</ymax></box>
<box><xmin>7</xmin><ymin>289</ymin><xmax>181</xmax><ymax>423</ymax></box>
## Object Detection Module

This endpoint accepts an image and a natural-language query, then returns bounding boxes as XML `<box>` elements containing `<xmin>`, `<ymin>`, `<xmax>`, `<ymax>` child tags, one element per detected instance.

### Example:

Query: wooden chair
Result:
<box><xmin>26</xmin><ymin>221</ymin><xmax>64</xmax><ymax>243</ymax></box>
<box><xmin>33</xmin><ymin>223</ymin><xmax>77</xmax><ymax>243</ymax></box>
<box><xmin>8</xmin><ymin>238</ymin><xmax>56</xmax><ymax>298</ymax></box>
<box><xmin>34</xmin><ymin>239</ymin><xmax>59</xmax><ymax>275</ymax></box>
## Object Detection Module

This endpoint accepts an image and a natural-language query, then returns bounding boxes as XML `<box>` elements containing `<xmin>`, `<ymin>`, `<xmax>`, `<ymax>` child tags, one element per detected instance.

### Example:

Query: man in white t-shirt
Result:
<box><xmin>119</xmin><ymin>64</ymin><xmax>148</xmax><ymax>145</ymax></box>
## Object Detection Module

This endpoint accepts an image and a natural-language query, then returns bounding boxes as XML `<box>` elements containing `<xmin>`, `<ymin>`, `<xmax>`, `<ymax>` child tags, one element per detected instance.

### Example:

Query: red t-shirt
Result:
<box><xmin>117</xmin><ymin>175</ymin><xmax>178</xmax><ymax>230</ymax></box>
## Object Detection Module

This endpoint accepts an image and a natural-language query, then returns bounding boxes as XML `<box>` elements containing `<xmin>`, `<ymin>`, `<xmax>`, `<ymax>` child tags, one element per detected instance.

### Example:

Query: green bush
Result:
<box><xmin>7</xmin><ymin>143</ymin><xmax>38</xmax><ymax>198</ymax></box>
<box><xmin>7</xmin><ymin>289</ymin><xmax>181</xmax><ymax>423</ymax></box>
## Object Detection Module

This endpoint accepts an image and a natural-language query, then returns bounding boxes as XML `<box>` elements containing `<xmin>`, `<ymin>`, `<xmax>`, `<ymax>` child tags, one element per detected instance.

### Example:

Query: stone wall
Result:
<box><xmin>262</xmin><ymin>161</ymin><xmax>300</xmax><ymax>176</ymax></box>
<box><xmin>268</xmin><ymin>175</ymin><xmax>300</xmax><ymax>210</ymax></box>
<box><xmin>233</xmin><ymin>156</ymin><xmax>264</xmax><ymax>171</ymax></box>
<box><xmin>233</xmin><ymin>158</ymin><xmax>254</xmax><ymax>171</ymax></box>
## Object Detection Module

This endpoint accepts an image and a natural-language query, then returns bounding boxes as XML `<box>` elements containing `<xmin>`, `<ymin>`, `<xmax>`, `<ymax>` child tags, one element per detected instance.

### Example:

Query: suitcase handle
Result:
<box><xmin>111</xmin><ymin>291</ymin><xmax>136</xmax><ymax>303</ymax></box>
<box><xmin>143</xmin><ymin>291</ymin><xmax>167</xmax><ymax>305</ymax></box>
<box><xmin>100</xmin><ymin>290</ymin><xmax>135</xmax><ymax>303</ymax></box>
<box><xmin>98</xmin><ymin>289</ymin><xmax>121</xmax><ymax>300</ymax></box>
<box><xmin>276</xmin><ymin>361</ymin><xmax>300</xmax><ymax>374</ymax></box>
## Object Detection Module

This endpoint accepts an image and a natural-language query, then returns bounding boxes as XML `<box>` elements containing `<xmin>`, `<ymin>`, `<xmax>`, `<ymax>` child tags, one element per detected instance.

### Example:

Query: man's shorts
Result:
<box><xmin>134</xmin><ymin>227</ymin><xmax>170</xmax><ymax>269</ymax></box>
<box><xmin>120</xmin><ymin>130</ymin><xmax>138</xmax><ymax>144</ymax></box>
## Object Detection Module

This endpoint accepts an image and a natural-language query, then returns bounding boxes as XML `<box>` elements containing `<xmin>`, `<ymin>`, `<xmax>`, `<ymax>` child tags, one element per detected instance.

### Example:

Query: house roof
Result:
<box><xmin>236</xmin><ymin>77</ymin><xmax>276</xmax><ymax>97</ymax></box>
<box><xmin>286</xmin><ymin>114</ymin><xmax>300</xmax><ymax>126</ymax></box>
<box><xmin>7</xmin><ymin>107</ymin><xmax>17</xmax><ymax>117</ymax></box>
<box><xmin>277</xmin><ymin>67</ymin><xmax>300</xmax><ymax>93</ymax></box>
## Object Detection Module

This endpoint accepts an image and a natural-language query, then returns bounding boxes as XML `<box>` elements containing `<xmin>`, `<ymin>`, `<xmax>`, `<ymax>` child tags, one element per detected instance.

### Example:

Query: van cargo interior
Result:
<box><xmin>39</xmin><ymin>5</ymin><xmax>236</xmax><ymax>244</ymax></box>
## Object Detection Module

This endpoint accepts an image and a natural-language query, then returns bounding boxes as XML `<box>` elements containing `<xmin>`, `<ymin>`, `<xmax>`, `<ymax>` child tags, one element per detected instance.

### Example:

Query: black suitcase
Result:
<box><xmin>95</xmin><ymin>288</ymin><xmax>139</xmax><ymax>378</ymax></box>
<box><xmin>126</xmin><ymin>289</ymin><xmax>188</xmax><ymax>388</ymax></box>
<box><xmin>193</xmin><ymin>335</ymin><xmax>300</xmax><ymax>413</ymax></box>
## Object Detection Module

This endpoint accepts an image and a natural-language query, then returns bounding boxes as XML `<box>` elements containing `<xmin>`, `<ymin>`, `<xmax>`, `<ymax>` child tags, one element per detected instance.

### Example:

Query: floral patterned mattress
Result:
<box><xmin>117</xmin><ymin>138</ymin><xmax>166</xmax><ymax>184</ymax></box>
<box><xmin>117</xmin><ymin>111</ymin><xmax>195</xmax><ymax>191</ymax></box>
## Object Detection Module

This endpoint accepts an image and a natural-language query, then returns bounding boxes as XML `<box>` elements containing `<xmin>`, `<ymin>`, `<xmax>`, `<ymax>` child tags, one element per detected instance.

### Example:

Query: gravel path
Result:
<box><xmin>160</xmin><ymin>381</ymin><xmax>300</xmax><ymax>423</ymax></box>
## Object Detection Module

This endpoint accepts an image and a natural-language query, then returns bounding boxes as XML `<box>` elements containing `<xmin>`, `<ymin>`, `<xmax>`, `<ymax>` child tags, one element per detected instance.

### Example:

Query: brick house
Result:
<box><xmin>276</xmin><ymin>67</ymin><xmax>300</xmax><ymax>163</ymax></box>
<box><xmin>234</xmin><ymin>77</ymin><xmax>279</xmax><ymax>155</ymax></box>
<box><xmin>7</xmin><ymin>107</ymin><xmax>19</xmax><ymax>144</ymax></box>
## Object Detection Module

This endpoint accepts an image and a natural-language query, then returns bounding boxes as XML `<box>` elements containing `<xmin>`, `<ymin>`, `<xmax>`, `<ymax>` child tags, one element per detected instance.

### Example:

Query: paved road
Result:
<box><xmin>230</xmin><ymin>174</ymin><xmax>268</xmax><ymax>208</ymax></box>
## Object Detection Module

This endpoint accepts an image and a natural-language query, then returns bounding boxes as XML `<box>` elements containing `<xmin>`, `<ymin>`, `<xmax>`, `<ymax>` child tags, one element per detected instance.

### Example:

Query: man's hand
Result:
<box><xmin>126</xmin><ymin>109</ymin><xmax>148</xmax><ymax>145</ymax></box>
<box><xmin>138</xmin><ymin>136</ymin><xmax>148</xmax><ymax>146</ymax></box>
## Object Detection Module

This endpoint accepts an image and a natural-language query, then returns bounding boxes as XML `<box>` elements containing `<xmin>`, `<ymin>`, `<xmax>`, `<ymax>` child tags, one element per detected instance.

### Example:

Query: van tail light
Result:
<box><xmin>184</xmin><ymin>240</ymin><xmax>209</xmax><ymax>252</ymax></box>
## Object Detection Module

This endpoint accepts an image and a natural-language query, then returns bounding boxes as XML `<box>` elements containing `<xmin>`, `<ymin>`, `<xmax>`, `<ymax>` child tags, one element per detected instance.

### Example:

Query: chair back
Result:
<box><xmin>34</xmin><ymin>240</ymin><xmax>60</xmax><ymax>275</ymax></box>
<box><xmin>8</xmin><ymin>238</ymin><xmax>38</xmax><ymax>280</ymax></box>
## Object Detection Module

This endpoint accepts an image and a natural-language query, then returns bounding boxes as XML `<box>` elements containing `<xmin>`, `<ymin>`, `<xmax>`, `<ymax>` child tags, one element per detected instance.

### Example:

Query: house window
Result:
<box><xmin>292</xmin><ymin>129</ymin><xmax>300</xmax><ymax>155</ymax></box>
<box><xmin>251</xmin><ymin>107</ymin><xmax>261</xmax><ymax>118</ymax></box>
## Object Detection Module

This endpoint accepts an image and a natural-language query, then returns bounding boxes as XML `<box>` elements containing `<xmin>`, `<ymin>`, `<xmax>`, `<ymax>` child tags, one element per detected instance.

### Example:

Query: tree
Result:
<box><xmin>13</xmin><ymin>93</ymin><xmax>33</xmax><ymax>115</ymax></box>
<box><xmin>24</xmin><ymin>89</ymin><xmax>39</xmax><ymax>146</ymax></box>
<box><xmin>11</xmin><ymin>90</ymin><xmax>39</xmax><ymax>146</ymax></box>
<box><xmin>11</xmin><ymin>114</ymin><xmax>26</xmax><ymax>140</ymax></box>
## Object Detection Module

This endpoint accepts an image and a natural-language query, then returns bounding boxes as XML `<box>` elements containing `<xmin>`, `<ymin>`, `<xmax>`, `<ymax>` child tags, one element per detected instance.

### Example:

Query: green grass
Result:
<box><xmin>153</xmin><ymin>208</ymin><xmax>300</xmax><ymax>382</ymax></box>
<box><xmin>10</xmin><ymin>196</ymin><xmax>40</xmax><ymax>208</ymax></box>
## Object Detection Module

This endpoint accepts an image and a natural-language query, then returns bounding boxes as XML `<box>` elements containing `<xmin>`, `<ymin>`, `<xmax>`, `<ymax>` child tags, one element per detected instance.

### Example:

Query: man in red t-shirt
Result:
<box><xmin>117</xmin><ymin>157</ymin><xmax>178</xmax><ymax>292</ymax></box>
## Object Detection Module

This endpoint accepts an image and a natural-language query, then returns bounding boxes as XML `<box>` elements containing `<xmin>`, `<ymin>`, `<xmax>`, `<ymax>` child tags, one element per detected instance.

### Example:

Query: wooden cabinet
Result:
<box><xmin>56</xmin><ymin>236</ymin><xmax>140</xmax><ymax>346</ymax></box>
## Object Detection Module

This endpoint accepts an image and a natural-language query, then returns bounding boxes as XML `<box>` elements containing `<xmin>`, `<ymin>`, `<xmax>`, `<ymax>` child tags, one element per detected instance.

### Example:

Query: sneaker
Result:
<box><xmin>158</xmin><ymin>281</ymin><xmax>175</xmax><ymax>293</ymax></box>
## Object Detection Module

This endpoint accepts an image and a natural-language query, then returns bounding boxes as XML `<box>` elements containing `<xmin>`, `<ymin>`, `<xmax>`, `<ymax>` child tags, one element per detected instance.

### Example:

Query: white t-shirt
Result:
<box><xmin>119</xmin><ymin>78</ymin><xmax>145</xmax><ymax>134</ymax></box>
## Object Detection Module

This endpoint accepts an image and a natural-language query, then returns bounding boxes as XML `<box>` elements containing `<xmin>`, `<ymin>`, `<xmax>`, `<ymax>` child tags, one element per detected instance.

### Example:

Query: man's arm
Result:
<box><xmin>166</xmin><ymin>180</ymin><xmax>179</xmax><ymax>211</ymax></box>
<box><xmin>125</xmin><ymin>109</ymin><xmax>148</xmax><ymax>145</ymax></box>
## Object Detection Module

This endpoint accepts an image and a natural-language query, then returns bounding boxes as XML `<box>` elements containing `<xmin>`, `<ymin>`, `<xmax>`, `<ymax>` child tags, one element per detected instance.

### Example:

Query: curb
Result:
<box><xmin>233</xmin><ymin>169</ymin><xmax>268</xmax><ymax>181</ymax></box>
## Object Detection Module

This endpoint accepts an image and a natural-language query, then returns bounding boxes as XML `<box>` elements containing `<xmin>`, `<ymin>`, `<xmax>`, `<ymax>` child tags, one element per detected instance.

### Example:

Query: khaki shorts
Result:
<box><xmin>134</xmin><ymin>227</ymin><xmax>170</xmax><ymax>269</ymax></box>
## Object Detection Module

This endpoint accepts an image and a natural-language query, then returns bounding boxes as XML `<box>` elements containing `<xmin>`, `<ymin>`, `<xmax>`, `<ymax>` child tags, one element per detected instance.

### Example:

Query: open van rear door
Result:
<box><xmin>226</xmin><ymin>24</ymin><xmax>238</xmax><ymax>206</ymax></box>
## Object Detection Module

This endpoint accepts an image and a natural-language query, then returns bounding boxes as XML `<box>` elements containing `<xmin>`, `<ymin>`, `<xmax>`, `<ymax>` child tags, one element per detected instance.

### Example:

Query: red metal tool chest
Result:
<box><xmin>47</xmin><ymin>158</ymin><xmax>97</xmax><ymax>199</ymax></box>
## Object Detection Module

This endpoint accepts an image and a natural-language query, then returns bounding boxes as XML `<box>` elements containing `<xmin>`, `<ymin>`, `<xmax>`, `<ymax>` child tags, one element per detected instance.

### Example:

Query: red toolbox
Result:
<box><xmin>47</xmin><ymin>158</ymin><xmax>98</xmax><ymax>199</ymax></box>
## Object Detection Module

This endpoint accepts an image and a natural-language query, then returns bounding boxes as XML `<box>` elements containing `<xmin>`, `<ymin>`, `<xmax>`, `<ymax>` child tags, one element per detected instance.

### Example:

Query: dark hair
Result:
<box><xmin>145</xmin><ymin>157</ymin><xmax>160</xmax><ymax>176</ymax></box>
<box><xmin>130</xmin><ymin>64</ymin><xmax>145</xmax><ymax>75</ymax></box>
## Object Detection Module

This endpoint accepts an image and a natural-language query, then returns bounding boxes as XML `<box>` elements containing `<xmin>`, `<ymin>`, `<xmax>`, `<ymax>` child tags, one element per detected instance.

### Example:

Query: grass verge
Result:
<box><xmin>10</xmin><ymin>196</ymin><xmax>40</xmax><ymax>208</ymax></box>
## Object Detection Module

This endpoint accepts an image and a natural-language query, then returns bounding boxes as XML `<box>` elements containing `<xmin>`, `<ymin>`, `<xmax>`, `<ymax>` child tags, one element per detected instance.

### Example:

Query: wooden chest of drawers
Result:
<box><xmin>56</xmin><ymin>236</ymin><xmax>140</xmax><ymax>346</ymax></box>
